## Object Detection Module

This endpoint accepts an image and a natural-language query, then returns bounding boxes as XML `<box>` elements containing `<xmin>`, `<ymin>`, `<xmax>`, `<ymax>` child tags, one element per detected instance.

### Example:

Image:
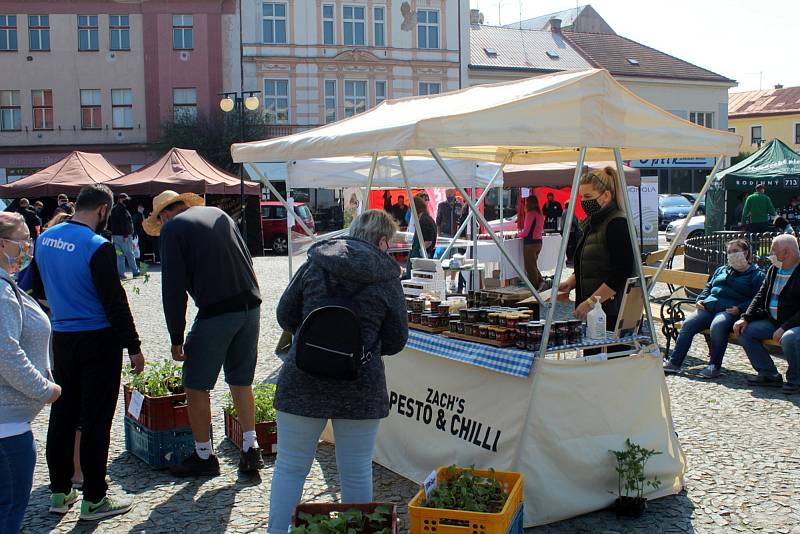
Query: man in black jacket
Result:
<box><xmin>143</xmin><ymin>190</ymin><xmax>263</xmax><ymax>476</ymax></box>
<box><xmin>734</xmin><ymin>234</ymin><xmax>800</xmax><ymax>394</ymax></box>
<box><xmin>542</xmin><ymin>193</ymin><xmax>563</xmax><ymax>232</ymax></box>
<box><xmin>108</xmin><ymin>193</ymin><xmax>140</xmax><ymax>278</ymax></box>
<box><xmin>17</xmin><ymin>198</ymin><xmax>42</xmax><ymax>238</ymax></box>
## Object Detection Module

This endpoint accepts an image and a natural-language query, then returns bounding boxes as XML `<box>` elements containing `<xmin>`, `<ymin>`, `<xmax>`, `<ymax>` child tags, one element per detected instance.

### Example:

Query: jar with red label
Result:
<box><xmin>410</xmin><ymin>312</ymin><xmax>421</xmax><ymax>324</ymax></box>
<box><xmin>495</xmin><ymin>327</ymin><xmax>510</xmax><ymax>343</ymax></box>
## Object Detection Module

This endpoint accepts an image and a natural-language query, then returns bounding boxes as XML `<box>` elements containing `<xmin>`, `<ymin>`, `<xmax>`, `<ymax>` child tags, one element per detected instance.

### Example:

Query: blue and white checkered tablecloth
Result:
<box><xmin>406</xmin><ymin>330</ymin><xmax>534</xmax><ymax>378</ymax></box>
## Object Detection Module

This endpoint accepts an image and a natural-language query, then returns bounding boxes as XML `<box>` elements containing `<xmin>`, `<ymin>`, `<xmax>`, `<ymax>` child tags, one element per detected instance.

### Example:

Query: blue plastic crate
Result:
<box><xmin>124</xmin><ymin>416</ymin><xmax>195</xmax><ymax>469</ymax></box>
<box><xmin>506</xmin><ymin>505</ymin><xmax>523</xmax><ymax>534</ymax></box>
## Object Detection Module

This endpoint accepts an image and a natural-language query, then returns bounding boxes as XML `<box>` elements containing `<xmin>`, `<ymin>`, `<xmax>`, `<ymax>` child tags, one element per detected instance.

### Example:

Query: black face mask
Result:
<box><xmin>581</xmin><ymin>198</ymin><xmax>603</xmax><ymax>217</ymax></box>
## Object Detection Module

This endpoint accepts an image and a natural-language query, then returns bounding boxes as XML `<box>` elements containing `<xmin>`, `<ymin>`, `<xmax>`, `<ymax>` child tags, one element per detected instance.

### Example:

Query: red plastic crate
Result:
<box><xmin>292</xmin><ymin>502</ymin><xmax>398</xmax><ymax>533</ymax></box>
<box><xmin>224</xmin><ymin>411</ymin><xmax>278</xmax><ymax>455</ymax></box>
<box><xmin>123</xmin><ymin>385</ymin><xmax>190</xmax><ymax>431</ymax></box>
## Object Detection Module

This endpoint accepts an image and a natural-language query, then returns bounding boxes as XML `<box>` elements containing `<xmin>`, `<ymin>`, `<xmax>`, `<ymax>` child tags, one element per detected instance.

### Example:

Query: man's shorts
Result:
<box><xmin>183</xmin><ymin>306</ymin><xmax>260</xmax><ymax>390</ymax></box>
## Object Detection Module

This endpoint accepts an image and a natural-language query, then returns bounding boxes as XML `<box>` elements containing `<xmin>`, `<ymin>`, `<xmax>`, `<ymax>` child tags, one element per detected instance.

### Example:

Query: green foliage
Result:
<box><xmin>289</xmin><ymin>505</ymin><xmax>393</xmax><ymax>533</ymax></box>
<box><xmin>223</xmin><ymin>383</ymin><xmax>277</xmax><ymax>423</ymax></box>
<box><xmin>125</xmin><ymin>360</ymin><xmax>183</xmax><ymax>397</ymax></box>
<box><xmin>131</xmin><ymin>262</ymin><xmax>151</xmax><ymax>296</ymax></box>
<box><xmin>610</xmin><ymin>438</ymin><xmax>663</xmax><ymax>500</ymax></box>
<box><xmin>421</xmin><ymin>466</ymin><xmax>508</xmax><ymax>513</ymax></box>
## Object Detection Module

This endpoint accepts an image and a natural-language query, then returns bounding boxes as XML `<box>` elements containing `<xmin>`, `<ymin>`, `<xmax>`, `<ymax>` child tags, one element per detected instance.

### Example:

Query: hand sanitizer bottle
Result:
<box><xmin>586</xmin><ymin>296</ymin><xmax>606</xmax><ymax>340</ymax></box>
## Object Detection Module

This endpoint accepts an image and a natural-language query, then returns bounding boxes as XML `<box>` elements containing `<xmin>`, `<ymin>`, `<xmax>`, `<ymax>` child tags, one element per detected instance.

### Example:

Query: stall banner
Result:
<box><xmin>373</xmin><ymin>348</ymin><xmax>534</xmax><ymax>483</ymax></box>
<box><xmin>625</xmin><ymin>175</ymin><xmax>658</xmax><ymax>248</ymax></box>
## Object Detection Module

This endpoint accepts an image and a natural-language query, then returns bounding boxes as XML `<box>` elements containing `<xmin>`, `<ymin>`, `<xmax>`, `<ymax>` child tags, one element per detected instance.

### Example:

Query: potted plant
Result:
<box><xmin>223</xmin><ymin>383</ymin><xmax>278</xmax><ymax>455</ymax></box>
<box><xmin>609</xmin><ymin>438</ymin><xmax>662</xmax><ymax>518</ymax></box>
<box><xmin>290</xmin><ymin>503</ymin><xmax>397</xmax><ymax>533</ymax></box>
<box><xmin>408</xmin><ymin>465</ymin><xmax>523</xmax><ymax>533</ymax></box>
<box><xmin>123</xmin><ymin>360</ymin><xmax>189</xmax><ymax>431</ymax></box>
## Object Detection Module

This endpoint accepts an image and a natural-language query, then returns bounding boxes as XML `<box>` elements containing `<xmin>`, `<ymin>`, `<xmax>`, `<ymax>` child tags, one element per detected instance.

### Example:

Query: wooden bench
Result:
<box><xmin>642</xmin><ymin>265</ymin><xmax>782</xmax><ymax>357</ymax></box>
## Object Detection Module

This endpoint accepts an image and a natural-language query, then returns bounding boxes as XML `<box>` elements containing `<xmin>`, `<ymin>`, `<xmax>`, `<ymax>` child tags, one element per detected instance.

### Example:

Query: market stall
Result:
<box><xmin>232</xmin><ymin>68</ymin><xmax>741</xmax><ymax>526</ymax></box>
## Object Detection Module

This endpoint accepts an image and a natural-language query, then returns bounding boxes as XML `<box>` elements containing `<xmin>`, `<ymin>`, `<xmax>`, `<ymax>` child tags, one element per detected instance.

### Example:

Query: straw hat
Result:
<box><xmin>143</xmin><ymin>190</ymin><xmax>204</xmax><ymax>236</ymax></box>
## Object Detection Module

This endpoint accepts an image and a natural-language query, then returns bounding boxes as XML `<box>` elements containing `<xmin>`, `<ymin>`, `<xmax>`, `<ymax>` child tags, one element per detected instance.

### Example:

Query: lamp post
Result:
<box><xmin>220</xmin><ymin>91</ymin><xmax>260</xmax><ymax>238</ymax></box>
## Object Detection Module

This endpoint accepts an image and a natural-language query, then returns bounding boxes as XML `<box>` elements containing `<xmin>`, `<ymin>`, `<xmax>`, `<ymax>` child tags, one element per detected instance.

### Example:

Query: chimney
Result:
<box><xmin>470</xmin><ymin>9</ymin><xmax>484</xmax><ymax>25</ymax></box>
<box><xmin>549</xmin><ymin>18</ymin><xmax>562</xmax><ymax>33</ymax></box>
<box><xmin>775</xmin><ymin>84</ymin><xmax>784</xmax><ymax>89</ymax></box>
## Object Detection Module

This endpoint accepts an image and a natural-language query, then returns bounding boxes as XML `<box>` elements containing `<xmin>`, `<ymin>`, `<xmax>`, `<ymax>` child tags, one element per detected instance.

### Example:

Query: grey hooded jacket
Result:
<box><xmin>275</xmin><ymin>237</ymin><xmax>408</xmax><ymax>420</ymax></box>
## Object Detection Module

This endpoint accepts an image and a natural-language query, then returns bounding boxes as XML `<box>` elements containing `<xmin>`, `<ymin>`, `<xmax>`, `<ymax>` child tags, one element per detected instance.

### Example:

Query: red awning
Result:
<box><xmin>502</xmin><ymin>161</ymin><xmax>641</xmax><ymax>188</ymax></box>
<box><xmin>0</xmin><ymin>151</ymin><xmax>123</xmax><ymax>198</ymax></box>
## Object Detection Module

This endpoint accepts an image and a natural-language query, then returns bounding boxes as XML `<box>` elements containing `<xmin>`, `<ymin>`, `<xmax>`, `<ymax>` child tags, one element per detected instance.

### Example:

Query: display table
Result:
<box><xmin>371</xmin><ymin>331</ymin><xmax>686</xmax><ymax>527</ymax></box>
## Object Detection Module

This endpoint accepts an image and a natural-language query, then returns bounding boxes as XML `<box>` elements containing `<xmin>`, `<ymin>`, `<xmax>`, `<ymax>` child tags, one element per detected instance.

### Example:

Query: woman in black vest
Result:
<box><xmin>557</xmin><ymin>167</ymin><xmax>634</xmax><ymax>332</ymax></box>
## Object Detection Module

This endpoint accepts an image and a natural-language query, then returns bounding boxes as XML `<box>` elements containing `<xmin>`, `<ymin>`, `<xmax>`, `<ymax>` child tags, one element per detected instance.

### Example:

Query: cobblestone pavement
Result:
<box><xmin>20</xmin><ymin>255</ymin><xmax>800</xmax><ymax>533</ymax></box>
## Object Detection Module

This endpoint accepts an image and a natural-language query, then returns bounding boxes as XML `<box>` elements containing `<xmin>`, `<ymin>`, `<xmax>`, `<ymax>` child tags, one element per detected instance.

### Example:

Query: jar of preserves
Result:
<box><xmin>449</xmin><ymin>320</ymin><xmax>460</xmax><ymax>333</ymax></box>
<box><xmin>478</xmin><ymin>325</ymin><xmax>489</xmax><ymax>338</ymax></box>
<box><xmin>487</xmin><ymin>326</ymin><xmax>497</xmax><ymax>340</ymax></box>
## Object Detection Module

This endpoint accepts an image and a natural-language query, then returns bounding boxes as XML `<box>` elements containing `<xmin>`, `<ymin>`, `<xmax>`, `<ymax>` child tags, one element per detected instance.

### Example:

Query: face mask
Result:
<box><xmin>581</xmin><ymin>198</ymin><xmax>603</xmax><ymax>217</ymax></box>
<box><xmin>727</xmin><ymin>251</ymin><xmax>748</xmax><ymax>271</ymax></box>
<box><xmin>769</xmin><ymin>254</ymin><xmax>783</xmax><ymax>269</ymax></box>
<box><xmin>447</xmin><ymin>196</ymin><xmax>454</xmax><ymax>203</ymax></box>
<box><xmin>2</xmin><ymin>239</ymin><xmax>33</xmax><ymax>274</ymax></box>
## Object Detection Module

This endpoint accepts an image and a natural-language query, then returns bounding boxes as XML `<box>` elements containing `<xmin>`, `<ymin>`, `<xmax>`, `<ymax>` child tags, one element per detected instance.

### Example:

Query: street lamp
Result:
<box><xmin>219</xmin><ymin>90</ymin><xmax>261</xmax><ymax>239</ymax></box>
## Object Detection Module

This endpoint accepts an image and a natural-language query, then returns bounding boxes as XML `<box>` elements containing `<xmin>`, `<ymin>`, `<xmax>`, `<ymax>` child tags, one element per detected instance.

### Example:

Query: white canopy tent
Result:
<box><xmin>233</xmin><ymin>68</ymin><xmax>742</xmax><ymax>526</ymax></box>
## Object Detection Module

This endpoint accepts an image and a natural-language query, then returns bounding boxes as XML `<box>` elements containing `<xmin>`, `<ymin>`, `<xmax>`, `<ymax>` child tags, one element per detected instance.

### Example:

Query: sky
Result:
<box><xmin>470</xmin><ymin>0</ymin><xmax>800</xmax><ymax>92</ymax></box>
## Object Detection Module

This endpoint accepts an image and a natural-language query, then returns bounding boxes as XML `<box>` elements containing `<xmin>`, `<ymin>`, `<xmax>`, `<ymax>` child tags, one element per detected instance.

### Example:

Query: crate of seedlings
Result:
<box><xmin>223</xmin><ymin>383</ymin><xmax>278</xmax><ymax>455</ymax></box>
<box><xmin>291</xmin><ymin>502</ymin><xmax>398</xmax><ymax>533</ymax></box>
<box><xmin>123</xmin><ymin>360</ymin><xmax>189</xmax><ymax>431</ymax></box>
<box><xmin>408</xmin><ymin>466</ymin><xmax>523</xmax><ymax>534</ymax></box>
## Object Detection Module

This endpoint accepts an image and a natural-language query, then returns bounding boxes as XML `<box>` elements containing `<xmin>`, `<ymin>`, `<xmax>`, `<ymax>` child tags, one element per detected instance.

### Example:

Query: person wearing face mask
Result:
<box><xmin>557</xmin><ymin>167</ymin><xmax>634</xmax><ymax>337</ymax></box>
<box><xmin>0</xmin><ymin>212</ymin><xmax>61</xmax><ymax>533</ymax></box>
<box><xmin>108</xmin><ymin>193</ymin><xmax>140</xmax><ymax>279</ymax></box>
<box><xmin>54</xmin><ymin>194</ymin><xmax>75</xmax><ymax>217</ymax></box>
<box><xmin>436</xmin><ymin>189</ymin><xmax>463</xmax><ymax>237</ymax></box>
<box><xmin>734</xmin><ymin>234</ymin><xmax>800</xmax><ymax>394</ymax></box>
<box><xmin>29</xmin><ymin>184</ymin><xmax>145</xmax><ymax>520</ymax></box>
<box><xmin>269</xmin><ymin>209</ymin><xmax>407</xmax><ymax>534</ymax></box>
<box><xmin>663</xmin><ymin>239</ymin><xmax>764</xmax><ymax>378</ymax></box>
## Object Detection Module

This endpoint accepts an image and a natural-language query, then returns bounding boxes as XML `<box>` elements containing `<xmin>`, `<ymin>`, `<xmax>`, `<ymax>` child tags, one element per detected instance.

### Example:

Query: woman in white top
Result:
<box><xmin>0</xmin><ymin>212</ymin><xmax>61</xmax><ymax>532</ymax></box>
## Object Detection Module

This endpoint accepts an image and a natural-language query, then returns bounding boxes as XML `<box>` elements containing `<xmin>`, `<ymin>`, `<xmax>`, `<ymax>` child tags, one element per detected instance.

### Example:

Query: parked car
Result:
<box><xmin>665</xmin><ymin>215</ymin><xmax>705</xmax><ymax>244</ymax></box>
<box><xmin>658</xmin><ymin>194</ymin><xmax>693</xmax><ymax>230</ymax></box>
<box><xmin>679</xmin><ymin>193</ymin><xmax>706</xmax><ymax>215</ymax></box>
<box><xmin>260</xmin><ymin>200</ymin><xmax>315</xmax><ymax>254</ymax></box>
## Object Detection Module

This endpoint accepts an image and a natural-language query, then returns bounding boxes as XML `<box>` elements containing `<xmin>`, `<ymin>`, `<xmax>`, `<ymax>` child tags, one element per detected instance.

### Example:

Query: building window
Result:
<box><xmin>689</xmin><ymin>111</ymin><xmax>713</xmax><ymax>128</ymax></box>
<box><xmin>795</xmin><ymin>123</ymin><xmax>800</xmax><ymax>144</ymax></box>
<box><xmin>172</xmin><ymin>15</ymin><xmax>193</xmax><ymax>50</ymax></box>
<box><xmin>0</xmin><ymin>90</ymin><xmax>21</xmax><ymax>131</ymax></box>
<box><xmin>80</xmin><ymin>89</ymin><xmax>102</xmax><ymax>129</ymax></box>
<box><xmin>112</xmin><ymin>89</ymin><xmax>133</xmax><ymax>128</ymax></box>
<box><xmin>110</xmin><ymin>15</ymin><xmax>130</xmax><ymax>51</ymax></box>
<box><xmin>31</xmin><ymin>89</ymin><xmax>53</xmax><ymax>129</ymax></box>
<box><xmin>173</xmin><ymin>88</ymin><xmax>197</xmax><ymax>119</ymax></box>
<box><xmin>322</xmin><ymin>4</ymin><xmax>334</xmax><ymax>45</ymax></box>
<box><xmin>751</xmin><ymin>125</ymin><xmax>762</xmax><ymax>145</ymax></box>
<box><xmin>78</xmin><ymin>15</ymin><xmax>99</xmax><ymax>51</ymax></box>
<box><xmin>262</xmin><ymin>3</ymin><xmax>287</xmax><ymax>44</ymax></box>
<box><xmin>324</xmin><ymin>79</ymin><xmax>336</xmax><ymax>124</ymax></box>
<box><xmin>263</xmin><ymin>79</ymin><xmax>289</xmax><ymax>124</ymax></box>
<box><xmin>28</xmin><ymin>15</ymin><xmax>50</xmax><ymax>51</ymax></box>
<box><xmin>728</xmin><ymin>127</ymin><xmax>736</xmax><ymax>133</ymax></box>
<box><xmin>0</xmin><ymin>15</ymin><xmax>18</xmax><ymax>51</ymax></box>
<box><xmin>343</xmin><ymin>5</ymin><xmax>365</xmax><ymax>46</ymax></box>
<box><xmin>419</xmin><ymin>82</ymin><xmax>440</xmax><ymax>96</ymax></box>
<box><xmin>344</xmin><ymin>80</ymin><xmax>367</xmax><ymax>117</ymax></box>
<box><xmin>417</xmin><ymin>9</ymin><xmax>439</xmax><ymax>49</ymax></box>
<box><xmin>375</xmin><ymin>80</ymin><xmax>386</xmax><ymax>105</ymax></box>
<box><xmin>373</xmin><ymin>6</ymin><xmax>385</xmax><ymax>47</ymax></box>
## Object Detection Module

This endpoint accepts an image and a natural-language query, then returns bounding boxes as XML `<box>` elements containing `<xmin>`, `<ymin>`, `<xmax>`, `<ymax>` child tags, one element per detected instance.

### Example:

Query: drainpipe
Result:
<box><xmin>458</xmin><ymin>0</ymin><xmax>462</xmax><ymax>88</ymax></box>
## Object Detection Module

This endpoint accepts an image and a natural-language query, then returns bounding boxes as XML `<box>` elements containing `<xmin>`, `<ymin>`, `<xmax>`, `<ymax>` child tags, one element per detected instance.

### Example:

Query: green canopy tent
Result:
<box><xmin>706</xmin><ymin>139</ymin><xmax>800</xmax><ymax>232</ymax></box>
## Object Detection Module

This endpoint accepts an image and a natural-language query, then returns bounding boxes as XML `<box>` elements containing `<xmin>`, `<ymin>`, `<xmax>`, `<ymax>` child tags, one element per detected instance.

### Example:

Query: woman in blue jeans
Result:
<box><xmin>664</xmin><ymin>239</ymin><xmax>764</xmax><ymax>378</ymax></box>
<box><xmin>0</xmin><ymin>213</ymin><xmax>61</xmax><ymax>532</ymax></box>
<box><xmin>270</xmin><ymin>210</ymin><xmax>408</xmax><ymax>533</ymax></box>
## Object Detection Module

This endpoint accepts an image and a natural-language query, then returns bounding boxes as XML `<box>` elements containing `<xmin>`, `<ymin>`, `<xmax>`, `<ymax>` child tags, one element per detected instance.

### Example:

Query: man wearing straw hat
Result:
<box><xmin>143</xmin><ymin>190</ymin><xmax>263</xmax><ymax>476</ymax></box>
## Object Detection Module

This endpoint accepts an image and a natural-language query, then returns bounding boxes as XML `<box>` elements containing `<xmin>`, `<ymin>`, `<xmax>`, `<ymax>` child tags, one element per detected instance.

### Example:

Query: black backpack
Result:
<box><xmin>294</xmin><ymin>270</ymin><xmax>372</xmax><ymax>381</ymax></box>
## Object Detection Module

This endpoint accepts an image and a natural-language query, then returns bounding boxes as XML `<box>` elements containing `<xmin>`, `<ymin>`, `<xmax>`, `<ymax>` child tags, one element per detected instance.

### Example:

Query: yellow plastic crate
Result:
<box><xmin>408</xmin><ymin>467</ymin><xmax>524</xmax><ymax>534</ymax></box>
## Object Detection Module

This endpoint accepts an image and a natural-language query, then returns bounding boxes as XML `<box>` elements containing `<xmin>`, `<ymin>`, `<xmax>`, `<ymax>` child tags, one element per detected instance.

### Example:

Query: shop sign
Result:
<box><xmin>627</xmin><ymin>158</ymin><xmax>715</xmax><ymax>168</ymax></box>
<box><xmin>732</xmin><ymin>177</ymin><xmax>800</xmax><ymax>188</ymax></box>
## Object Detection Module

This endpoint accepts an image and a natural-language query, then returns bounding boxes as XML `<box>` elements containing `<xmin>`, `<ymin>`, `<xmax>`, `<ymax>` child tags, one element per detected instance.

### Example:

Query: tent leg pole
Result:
<box><xmin>638</xmin><ymin>184</ymin><xmax>644</xmax><ymax>251</ymax></box>
<box><xmin>499</xmin><ymin>181</ymin><xmax>505</xmax><ymax>286</ymax></box>
<box><xmin>287</xmin><ymin>186</ymin><xmax>293</xmax><ymax>280</ymax></box>
<box><xmin>648</xmin><ymin>155</ymin><xmax>725</xmax><ymax>294</ymax></box>
<box><xmin>362</xmin><ymin>153</ymin><xmax>378</xmax><ymax>210</ymax></box>
<box><xmin>471</xmin><ymin>187</ymin><xmax>478</xmax><ymax>291</ymax></box>
<box><xmin>615</xmin><ymin>148</ymin><xmax>657</xmax><ymax>346</ymax></box>
<box><xmin>538</xmin><ymin>147</ymin><xmax>586</xmax><ymax>357</ymax></box>
<box><xmin>398</xmin><ymin>155</ymin><xmax>428</xmax><ymax>259</ymax></box>
<box><xmin>429</xmin><ymin>149</ymin><xmax>544</xmax><ymax>306</ymax></box>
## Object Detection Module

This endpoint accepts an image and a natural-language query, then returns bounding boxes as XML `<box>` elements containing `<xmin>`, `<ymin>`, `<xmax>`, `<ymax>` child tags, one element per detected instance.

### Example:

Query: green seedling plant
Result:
<box><xmin>288</xmin><ymin>505</ymin><xmax>393</xmax><ymax>534</ymax></box>
<box><xmin>610</xmin><ymin>438</ymin><xmax>662</xmax><ymax>501</ymax></box>
<box><xmin>224</xmin><ymin>383</ymin><xmax>277</xmax><ymax>423</ymax></box>
<box><xmin>421</xmin><ymin>466</ymin><xmax>508</xmax><ymax>513</ymax></box>
<box><xmin>125</xmin><ymin>359</ymin><xmax>183</xmax><ymax>397</ymax></box>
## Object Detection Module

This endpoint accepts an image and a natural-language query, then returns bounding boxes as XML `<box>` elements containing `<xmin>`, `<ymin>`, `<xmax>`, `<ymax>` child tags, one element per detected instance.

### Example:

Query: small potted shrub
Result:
<box><xmin>223</xmin><ymin>383</ymin><xmax>278</xmax><ymax>455</ymax></box>
<box><xmin>123</xmin><ymin>360</ymin><xmax>189</xmax><ymax>431</ymax></box>
<box><xmin>610</xmin><ymin>438</ymin><xmax>662</xmax><ymax>518</ymax></box>
<box><xmin>290</xmin><ymin>503</ymin><xmax>397</xmax><ymax>533</ymax></box>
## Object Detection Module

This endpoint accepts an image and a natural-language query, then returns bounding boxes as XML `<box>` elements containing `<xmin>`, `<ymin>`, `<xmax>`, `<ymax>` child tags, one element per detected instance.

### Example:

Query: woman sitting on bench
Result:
<box><xmin>663</xmin><ymin>239</ymin><xmax>765</xmax><ymax>378</ymax></box>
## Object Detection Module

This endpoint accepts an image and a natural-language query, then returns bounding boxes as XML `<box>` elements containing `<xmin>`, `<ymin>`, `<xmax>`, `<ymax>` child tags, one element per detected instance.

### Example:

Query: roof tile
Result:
<box><xmin>469</xmin><ymin>25</ymin><xmax>592</xmax><ymax>72</ymax></box>
<box><xmin>729</xmin><ymin>86</ymin><xmax>800</xmax><ymax>117</ymax></box>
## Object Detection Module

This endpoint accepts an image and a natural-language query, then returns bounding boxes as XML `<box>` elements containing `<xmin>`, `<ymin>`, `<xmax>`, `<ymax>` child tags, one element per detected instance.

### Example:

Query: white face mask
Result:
<box><xmin>769</xmin><ymin>254</ymin><xmax>783</xmax><ymax>269</ymax></box>
<box><xmin>727</xmin><ymin>251</ymin><xmax>748</xmax><ymax>271</ymax></box>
